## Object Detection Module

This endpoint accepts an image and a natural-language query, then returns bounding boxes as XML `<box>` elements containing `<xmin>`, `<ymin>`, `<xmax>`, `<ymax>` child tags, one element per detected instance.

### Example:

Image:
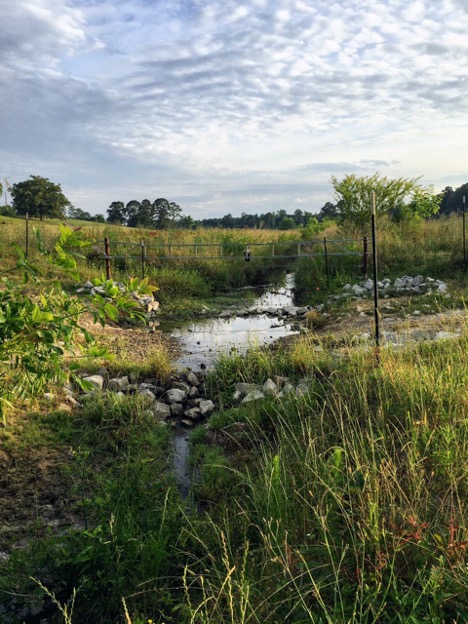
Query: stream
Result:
<box><xmin>164</xmin><ymin>273</ymin><xmax>300</xmax><ymax>498</ymax></box>
<box><xmin>163</xmin><ymin>273</ymin><xmax>299</xmax><ymax>371</ymax></box>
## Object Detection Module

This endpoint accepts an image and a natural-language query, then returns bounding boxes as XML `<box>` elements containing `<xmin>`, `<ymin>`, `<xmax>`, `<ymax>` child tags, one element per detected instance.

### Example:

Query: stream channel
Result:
<box><xmin>161</xmin><ymin>272</ymin><xmax>300</xmax><ymax>497</ymax></box>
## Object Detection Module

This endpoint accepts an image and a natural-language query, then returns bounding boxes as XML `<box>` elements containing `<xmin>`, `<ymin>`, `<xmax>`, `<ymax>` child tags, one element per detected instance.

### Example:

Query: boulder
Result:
<box><xmin>166</xmin><ymin>388</ymin><xmax>187</xmax><ymax>403</ymax></box>
<box><xmin>83</xmin><ymin>375</ymin><xmax>104</xmax><ymax>391</ymax></box>
<box><xmin>186</xmin><ymin>372</ymin><xmax>201</xmax><ymax>387</ymax></box>
<box><xmin>152</xmin><ymin>402</ymin><xmax>171</xmax><ymax>421</ymax></box>
<box><xmin>263</xmin><ymin>378</ymin><xmax>278</xmax><ymax>396</ymax></box>
<box><xmin>108</xmin><ymin>376</ymin><xmax>129</xmax><ymax>392</ymax></box>
<box><xmin>242</xmin><ymin>390</ymin><xmax>265</xmax><ymax>403</ymax></box>
<box><xmin>199</xmin><ymin>400</ymin><xmax>215</xmax><ymax>416</ymax></box>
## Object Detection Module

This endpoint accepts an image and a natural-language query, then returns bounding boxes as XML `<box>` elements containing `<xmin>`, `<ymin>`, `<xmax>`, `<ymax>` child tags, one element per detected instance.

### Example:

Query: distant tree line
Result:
<box><xmin>4</xmin><ymin>175</ymin><xmax>468</xmax><ymax>229</ymax></box>
<box><xmin>193</xmin><ymin>205</ymin><xmax>338</xmax><ymax>230</ymax></box>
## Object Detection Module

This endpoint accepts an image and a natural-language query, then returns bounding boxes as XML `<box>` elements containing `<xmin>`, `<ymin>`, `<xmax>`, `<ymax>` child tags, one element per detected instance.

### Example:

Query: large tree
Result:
<box><xmin>153</xmin><ymin>198</ymin><xmax>182</xmax><ymax>229</ymax></box>
<box><xmin>11</xmin><ymin>175</ymin><xmax>70</xmax><ymax>220</ymax></box>
<box><xmin>107</xmin><ymin>201</ymin><xmax>126</xmax><ymax>224</ymax></box>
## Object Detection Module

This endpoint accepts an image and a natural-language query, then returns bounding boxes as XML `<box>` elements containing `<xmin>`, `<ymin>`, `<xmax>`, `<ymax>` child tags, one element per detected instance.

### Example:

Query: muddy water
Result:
<box><xmin>166</xmin><ymin>273</ymin><xmax>299</xmax><ymax>371</ymax></box>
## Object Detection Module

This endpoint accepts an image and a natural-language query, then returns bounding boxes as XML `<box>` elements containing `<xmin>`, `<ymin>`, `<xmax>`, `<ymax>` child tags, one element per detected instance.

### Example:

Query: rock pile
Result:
<box><xmin>232</xmin><ymin>377</ymin><xmax>312</xmax><ymax>404</ymax></box>
<box><xmin>219</xmin><ymin>304</ymin><xmax>310</xmax><ymax>320</ymax></box>
<box><xmin>334</xmin><ymin>276</ymin><xmax>449</xmax><ymax>300</ymax></box>
<box><xmin>77</xmin><ymin>281</ymin><xmax>160</xmax><ymax>314</ymax></box>
<box><xmin>69</xmin><ymin>370</ymin><xmax>215</xmax><ymax>427</ymax></box>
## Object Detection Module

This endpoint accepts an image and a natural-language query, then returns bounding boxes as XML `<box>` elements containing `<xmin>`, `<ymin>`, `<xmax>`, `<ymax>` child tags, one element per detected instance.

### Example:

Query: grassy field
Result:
<box><xmin>0</xmin><ymin>215</ymin><xmax>468</xmax><ymax>622</ymax></box>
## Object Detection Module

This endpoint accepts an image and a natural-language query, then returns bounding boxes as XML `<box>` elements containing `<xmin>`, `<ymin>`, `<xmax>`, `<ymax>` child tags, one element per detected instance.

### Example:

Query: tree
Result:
<box><xmin>331</xmin><ymin>173</ymin><xmax>421</xmax><ymax>234</ymax></box>
<box><xmin>107</xmin><ymin>201</ymin><xmax>126</xmax><ymax>224</ymax></box>
<box><xmin>153</xmin><ymin>198</ymin><xmax>182</xmax><ymax>229</ymax></box>
<box><xmin>11</xmin><ymin>176</ymin><xmax>71</xmax><ymax>220</ymax></box>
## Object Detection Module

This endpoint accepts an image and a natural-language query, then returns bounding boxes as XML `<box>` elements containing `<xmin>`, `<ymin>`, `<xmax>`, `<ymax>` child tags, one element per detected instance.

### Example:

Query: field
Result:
<box><xmin>0</xmin><ymin>215</ymin><xmax>467</xmax><ymax>623</ymax></box>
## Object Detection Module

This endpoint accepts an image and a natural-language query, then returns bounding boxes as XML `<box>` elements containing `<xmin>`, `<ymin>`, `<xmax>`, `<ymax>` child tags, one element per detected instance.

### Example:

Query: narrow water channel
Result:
<box><xmin>167</xmin><ymin>273</ymin><xmax>299</xmax><ymax>499</ymax></box>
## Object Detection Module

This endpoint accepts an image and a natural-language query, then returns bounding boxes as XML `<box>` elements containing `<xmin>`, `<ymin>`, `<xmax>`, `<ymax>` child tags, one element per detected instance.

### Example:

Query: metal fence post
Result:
<box><xmin>141</xmin><ymin>241</ymin><xmax>146</xmax><ymax>279</ymax></box>
<box><xmin>104</xmin><ymin>237</ymin><xmax>112</xmax><ymax>280</ymax></box>
<box><xmin>371</xmin><ymin>193</ymin><xmax>380</xmax><ymax>350</ymax></box>
<box><xmin>362</xmin><ymin>236</ymin><xmax>368</xmax><ymax>277</ymax></box>
<box><xmin>463</xmin><ymin>195</ymin><xmax>466</xmax><ymax>265</ymax></box>
<box><xmin>323</xmin><ymin>236</ymin><xmax>330</xmax><ymax>289</ymax></box>
<box><xmin>25</xmin><ymin>211</ymin><xmax>29</xmax><ymax>259</ymax></box>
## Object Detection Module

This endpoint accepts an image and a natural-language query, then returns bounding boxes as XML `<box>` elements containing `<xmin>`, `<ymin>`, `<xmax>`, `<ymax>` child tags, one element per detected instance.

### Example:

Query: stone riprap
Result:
<box><xmin>333</xmin><ymin>276</ymin><xmax>449</xmax><ymax>301</ymax></box>
<box><xmin>77</xmin><ymin>370</ymin><xmax>213</xmax><ymax>427</ymax></box>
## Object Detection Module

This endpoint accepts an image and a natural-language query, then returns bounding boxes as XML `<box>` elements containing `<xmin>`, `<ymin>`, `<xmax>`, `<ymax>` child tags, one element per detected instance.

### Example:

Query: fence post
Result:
<box><xmin>104</xmin><ymin>237</ymin><xmax>112</xmax><ymax>280</ymax></box>
<box><xmin>362</xmin><ymin>236</ymin><xmax>368</xmax><ymax>277</ymax></box>
<box><xmin>323</xmin><ymin>236</ymin><xmax>330</xmax><ymax>289</ymax></box>
<box><xmin>141</xmin><ymin>241</ymin><xmax>146</xmax><ymax>279</ymax></box>
<box><xmin>463</xmin><ymin>195</ymin><xmax>466</xmax><ymax>265</ymax></box>
<box><xmin>25</xmin><ymin>211</ymin><xmax>29</xmax><ymax>259</ymax></box>
<box><xmin>371</xmin><ymin>193</ymin><xmax>380</xmax><ymax>350</ymax></box>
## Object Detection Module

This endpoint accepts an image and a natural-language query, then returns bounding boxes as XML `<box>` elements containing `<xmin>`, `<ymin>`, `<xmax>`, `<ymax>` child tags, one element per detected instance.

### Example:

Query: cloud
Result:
<box><xmin>2</xmin><ymin>0</ymin><xmax>468</xmax><ymax>217</ymax></box>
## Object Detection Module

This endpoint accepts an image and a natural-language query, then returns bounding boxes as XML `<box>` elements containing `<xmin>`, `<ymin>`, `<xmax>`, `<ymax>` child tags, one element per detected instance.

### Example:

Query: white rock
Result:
<box><xmin>186</xmin><ymin>372</ymin><xmax>201</xmax><ymax>387</ymax></box>
<box><xmin>166</xmin><ymin>388</ymin><xmax>186</xmax><ymax>403</ymax></box>
<box><xmin>108</xmin><ymin>376</ymin><xmax>129</xmax><ymax>391</ymax></box>
<box><xmin>199</xmin><ymin>400</ymin><xmax>215</xmax><ymax>416</ymax></box>
<box><xmin>152</xmin><ymin>402</ymin><xmax>171</xmax><ymax>421</ymax></box>
<box><xmin>242</xmin><ymin>390</ymin><xmax>265</xmax><ymax>403</ymax></box>
<box><xmin>263</xmin><ymin>379</ymin><xmax>278</xmax><ymax>396</ymax></box>
<box><xmin>83</xmin><ymin>375</ymin><xmax>104</xmax><ymax>391</ymax></box>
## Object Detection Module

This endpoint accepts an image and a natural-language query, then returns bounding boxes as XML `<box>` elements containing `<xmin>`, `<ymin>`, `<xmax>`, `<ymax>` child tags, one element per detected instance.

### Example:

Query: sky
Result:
<box><xmin>1</xmin><ymin>0</ymin><xmax>468</xmax><ymax>219</ymax></box>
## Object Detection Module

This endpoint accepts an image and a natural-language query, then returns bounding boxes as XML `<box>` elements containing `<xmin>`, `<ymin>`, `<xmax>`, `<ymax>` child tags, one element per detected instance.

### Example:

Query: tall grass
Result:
<box><xmin>186</xmin><ymin>332</ymin><xmax>468</xmax><ymax>623</ymax></box>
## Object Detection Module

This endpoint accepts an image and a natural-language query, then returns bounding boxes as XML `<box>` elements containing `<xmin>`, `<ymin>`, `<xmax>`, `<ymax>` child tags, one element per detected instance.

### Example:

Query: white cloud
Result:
<box><xmin>2</xmin><ymin>0</ymin><xmax>468</xmax><ymax>217</ymax></box>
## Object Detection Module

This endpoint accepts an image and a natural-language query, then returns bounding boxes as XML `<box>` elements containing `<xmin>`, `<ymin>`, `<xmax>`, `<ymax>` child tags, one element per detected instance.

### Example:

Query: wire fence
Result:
<box><xmin>93</xmin><ymin>236</ymin><xmax>370</xmax><ymax>281</ymax></box>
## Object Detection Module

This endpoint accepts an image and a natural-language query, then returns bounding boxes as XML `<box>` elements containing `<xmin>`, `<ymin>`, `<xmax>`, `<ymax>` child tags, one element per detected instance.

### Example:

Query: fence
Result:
<box><xmin>96</xmin><ymin>236</ymin><xmax>370</xmax><ymax>282</ymax></box>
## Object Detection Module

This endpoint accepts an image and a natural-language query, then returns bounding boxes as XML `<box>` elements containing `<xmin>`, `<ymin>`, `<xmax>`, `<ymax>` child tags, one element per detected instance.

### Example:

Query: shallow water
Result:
<box><xmin>167</xmin><ymin>273</ymin><xmax>299</xmax><ymax>498</ymax></box>
<box><xmin>165</xmin><ymin>273</ymin><xmax>299</xmax><ymax>370</ymax></box>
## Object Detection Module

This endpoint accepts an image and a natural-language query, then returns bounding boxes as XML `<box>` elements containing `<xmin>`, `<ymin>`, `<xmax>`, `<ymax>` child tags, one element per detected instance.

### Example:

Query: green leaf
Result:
<box><xmin>104</xmin><ymin>302</ymin><xmax>119</xmax><ymax>321</ymax></box>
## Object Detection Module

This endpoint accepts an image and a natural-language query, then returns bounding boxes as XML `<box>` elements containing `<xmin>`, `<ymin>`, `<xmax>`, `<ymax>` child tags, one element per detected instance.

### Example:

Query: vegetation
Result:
<box><xmin>11</xmin><ymin>175</ymin><xmax>71</xmax><ymax>221</ymax></box>
<box><xmin>0</xmin><ymin>210</ymin><xmax>468</xmax><ymax>622</ymax></box>
<box><xmin>331</xmin><ymin>173</ymin><xmax>441</xmax><ymax>234</ymax></box>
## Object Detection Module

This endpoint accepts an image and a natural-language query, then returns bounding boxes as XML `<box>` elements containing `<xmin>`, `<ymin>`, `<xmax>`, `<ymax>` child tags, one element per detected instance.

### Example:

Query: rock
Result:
<box><xmin>282</xmin><ymin>382</ymin><xmax>295</xmax><ymax>395</ymax></box>
<box><xmin>393</xmin><ymin>278</ymin><xmax>404</xmax><ymax>288</ymax></box>
<box><xmin>363</xmin><ymin>279</ymin><xmax>373</xmax><ymax>291</ymax></box>
<box><xmin>166</xmin><ymin>388</ymin><xmax>187</xmax><ymax>403</ymax></box>
<box><xmin>152</xmin><ymin>402</ymin><xmax>171</xmax><ymax>421</ymax></box>
<box><xmin>242</xmin><ymin>390</ymin><xmax>265</xmax><ymax>403</ymax></box>
<box><xmin>170</xmin><ymin>403</ymin><xmax>184</xmax><ymax>418</ymax></box>
<box><xmin>184</xmin><ymin>407</ymin><xmax>202</xmax><ymax>420</ymax></box>
<box><xmin>84</xmin><ymin>281</ymin><xmax>94</xmax><ymax>289</ymax></box>
<box><xmin>412</xmin><ymin>310</ymin><xmax>421</xmax><ymax>316</ymax></box>
<box><xmin>199</xmin><ymin>400</ymin><xmax>215</xmax><ymax>416</ymax></box>
<box><xmin>108</xmin><ymin>376</ymin><xmax>129</xmax><ymax>392</ymax></box>
<box><xmin>138</xmin><ymin>389</ymin><xmax>156</xmax><ymax>404</ymax></box>
<box><xmin>63</xmin><ymin>395</ymin><xmax>81</xmax><ymax>408</ymax></box>
<box><xmin>188</xmin><ymin>386</ymin><xmax>200</xmax><ymax>399</ymax></box>
<box><xmin>413</xmin><ymin>275</ymin><xmax>425</xmax><ymax>286</ymax></box>
<box><xmin>352</xmin><ymin>285</ymin><xmax>366</xmax><ymax>297</ymax></box>
<box><xmin>263</xmin><ymin>378</ymin><xmax>278</xmax><ymax>396</ymax></box>
<box><xmin>233</xmin><ymin>390</ymin><xmax>243</xmax><ymax>402</ymax></box>
<box><xmin>171</xmin><ymin>381</ymin><xmax>190</xmax><ymax>394</ymax></box>
<box><xmin>186</xmin><ymin>372</ymin><xmax>201</xmax><ymax>387</ymax></box>
<box><xmin>235</xmin><ymin>382</ymin><xmax>263</xmax><ymax>396</ymax></box>
<box><xmin>83</xmin><ymin>375</ymin><xmax>104</xmax><ymax>391</ymax></box>
<box><xmin>434</xmin><ymin>331</ymin><xmax>459</xmax><ymax>341</ymax></box>
<box><xmin>181</xmin><ymin>419</ymin><xmax>195</xmax><ymax>427</ymax></box>
<box><xmin>437</xmin><ymin>283</ymin><xmax>448</xmax><ymax>294</ymax></box>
